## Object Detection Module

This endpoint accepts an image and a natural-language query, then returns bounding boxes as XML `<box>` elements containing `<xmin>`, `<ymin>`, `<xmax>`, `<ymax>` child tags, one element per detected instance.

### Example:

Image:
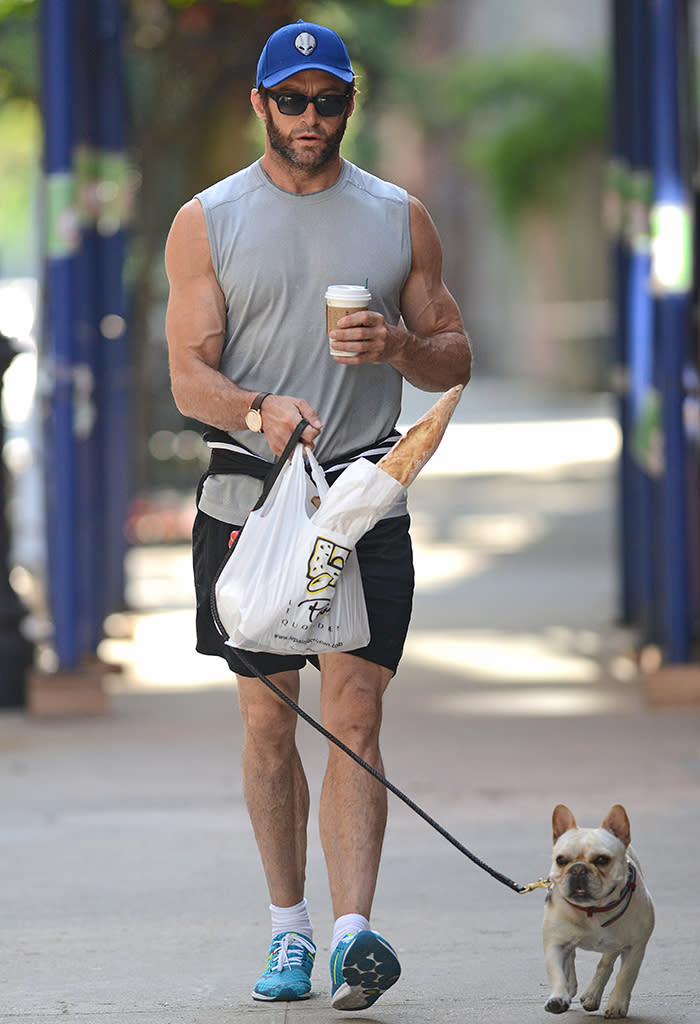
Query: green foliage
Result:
<box><xmin>0</xmin><ymin>5</ymin><xmax>39</xmax><ymax>274</ymax></box>
<box><xmin>0</xmin><ymin>8</ymin><xmax>36</xmax><ymax>100</ymax></box>
<box><xmin>0</xmin><ymin>98</ymin><xmax>39</xmax><ymax>273</ymax></box>
<box><xmin>0</xmin><ymin>0</ymin><xmax>33</xmax><ymax>19</ymax></box>
<box><xmin>407</xmin><ymin>50</ymin><xmax>608</xmax><ymax>222</ymax></box>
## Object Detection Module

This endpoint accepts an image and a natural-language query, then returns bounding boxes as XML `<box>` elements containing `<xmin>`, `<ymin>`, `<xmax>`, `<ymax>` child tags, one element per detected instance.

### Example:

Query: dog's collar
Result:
<box><xmin>563</xmin><ymin>862</ymin><xmax>637</xmax><ymax>927</ymax></box>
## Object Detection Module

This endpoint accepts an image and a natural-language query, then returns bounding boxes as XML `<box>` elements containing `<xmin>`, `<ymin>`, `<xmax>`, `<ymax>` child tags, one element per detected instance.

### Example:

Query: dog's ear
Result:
<box><xmin>601</xmin><ymin>804</ymin><xmax>631</xmax><ymax>847</ymax></box>
<box><xmin>552</xmin><ymin>804</ymin><xmax>577</xmax><ymax>843</ymax></box>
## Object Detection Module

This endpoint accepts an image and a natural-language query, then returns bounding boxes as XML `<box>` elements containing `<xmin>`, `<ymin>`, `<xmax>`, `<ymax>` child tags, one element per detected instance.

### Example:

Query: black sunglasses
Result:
<box><xmin>267</xmin><ymin>91</ymin><xmax>352</xmax><ymax>117</ymax></box>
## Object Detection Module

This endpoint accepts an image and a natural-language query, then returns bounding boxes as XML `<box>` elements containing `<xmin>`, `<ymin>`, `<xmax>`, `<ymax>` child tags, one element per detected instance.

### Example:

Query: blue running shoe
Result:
<box><xmin>330</xmin><ymin>930</ymin><xmax>401</xmax><ymax>1010</ymax></box>
<box><xmin>252</xmin><ymin>931</ymin><xmax>315</xmax><ymax>1002</ymax></box>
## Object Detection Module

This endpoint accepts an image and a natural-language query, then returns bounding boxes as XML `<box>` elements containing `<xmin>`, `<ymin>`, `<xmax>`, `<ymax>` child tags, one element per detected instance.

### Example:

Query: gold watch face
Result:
<box><xmin>245</xmin><ymin>408</ymin><xmax>263</xmax><ymax>432</ymax></box>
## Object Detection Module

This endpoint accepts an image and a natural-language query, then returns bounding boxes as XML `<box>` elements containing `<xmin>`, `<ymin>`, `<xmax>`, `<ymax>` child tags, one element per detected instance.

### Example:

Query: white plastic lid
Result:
<box><xmin>325</xmin><ymin>284</ymin><xmax>371</xmax><ymax>305</ymax></box>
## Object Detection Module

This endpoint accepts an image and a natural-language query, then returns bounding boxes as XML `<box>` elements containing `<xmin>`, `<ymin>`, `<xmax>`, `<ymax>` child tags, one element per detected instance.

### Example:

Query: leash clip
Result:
<box><xmin>519</xmin><ymin>877</ymin><xmax>552</xmax><ymax>894</ymax></box>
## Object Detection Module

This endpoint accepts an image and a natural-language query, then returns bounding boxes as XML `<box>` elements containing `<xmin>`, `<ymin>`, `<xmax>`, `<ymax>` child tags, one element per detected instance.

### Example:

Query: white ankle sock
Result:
<box><xmin>331</xmin><ymin>913</ymin><xmax>370</xmax><ymax>953</ymax></box>
<box><xmin>269</xmin><ymin>898</ymin><xmax>314</xmax><ymax>942</ymax></box>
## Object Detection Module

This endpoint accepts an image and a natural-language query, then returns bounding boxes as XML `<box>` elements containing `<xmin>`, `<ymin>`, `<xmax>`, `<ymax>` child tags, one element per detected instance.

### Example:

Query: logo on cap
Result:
<box><xmin>294</xmin><ymin>31</ymin><xmax>317</xmax><ymax>56</ymax></box>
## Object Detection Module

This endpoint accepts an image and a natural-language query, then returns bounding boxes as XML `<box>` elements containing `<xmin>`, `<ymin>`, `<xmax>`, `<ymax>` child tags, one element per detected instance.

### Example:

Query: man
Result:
<box><xmin>165</xmin><ymin>19</ymin><xmax>471</xmax><ymax>1011</ymax></box>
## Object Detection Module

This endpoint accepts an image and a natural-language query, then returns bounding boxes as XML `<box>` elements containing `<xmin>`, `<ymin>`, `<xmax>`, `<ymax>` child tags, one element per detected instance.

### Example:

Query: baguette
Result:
<box><xmin>377</xmin><ymin>384</ymin><xmax>464</xmax><ymax>486</ymax></box>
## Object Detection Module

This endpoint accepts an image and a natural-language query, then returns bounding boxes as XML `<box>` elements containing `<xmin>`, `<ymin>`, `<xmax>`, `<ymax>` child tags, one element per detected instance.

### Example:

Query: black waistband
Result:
<box><xmin>202</xmin><ymin>426</ymin><xmax>402</xmax><ymax>485</ymax></box>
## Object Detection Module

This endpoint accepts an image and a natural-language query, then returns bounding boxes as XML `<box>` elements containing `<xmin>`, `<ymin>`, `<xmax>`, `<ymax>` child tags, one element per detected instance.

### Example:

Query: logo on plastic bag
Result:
<box><xmin>306</xmin><ymin>536</ymin><xmax>351</xmax><ymax>594</ymax></box>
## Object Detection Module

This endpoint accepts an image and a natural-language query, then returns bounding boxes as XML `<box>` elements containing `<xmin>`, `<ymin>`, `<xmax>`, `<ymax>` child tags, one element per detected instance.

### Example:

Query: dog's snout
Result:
<box><xmin>566</xmin><ymin>861</ymin><xmax>592</xmax><ymax>900</ymax></box>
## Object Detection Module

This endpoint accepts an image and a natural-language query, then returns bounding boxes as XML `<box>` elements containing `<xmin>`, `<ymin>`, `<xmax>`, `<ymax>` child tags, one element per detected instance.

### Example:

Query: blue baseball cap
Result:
<box><xmin>256</xmin><ymin>20</ymin><xmax>354</xmax><ymax>89</ymax></box>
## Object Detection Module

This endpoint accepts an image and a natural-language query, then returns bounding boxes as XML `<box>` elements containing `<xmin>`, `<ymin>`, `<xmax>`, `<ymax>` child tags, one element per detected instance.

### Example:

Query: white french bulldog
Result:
<box><xmin>542</xmin><ymin>804</ymin><xmax>654</xmax><ymax>1018</ymax></box>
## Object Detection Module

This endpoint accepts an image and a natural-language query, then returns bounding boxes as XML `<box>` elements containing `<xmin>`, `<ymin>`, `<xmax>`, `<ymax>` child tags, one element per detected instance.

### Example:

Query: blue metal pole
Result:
<box><xmin>74</xmin><ymin>0</ymin><xmax>104</xmax><ymax>655</ymax></box>
<box><xmin>649</xmin><ymin>0</ymin><xmax>693</xmax><ymax>661</ymax></box>
<box><xmin>95</xmin><ymin>0</ymin><xmax>131</xmax><ymax>620</ymax></box>
<box><xmin>40</xmin><ymin>0</ymin><xmax>81</xmax><ymax>669</ymax></box>
<box><xmin>622</xmin><ymin>0</ymin><xmax>659</xmax><ymax>643</ymax></box>
<box><xmin>609</xmin><ymin>0</ymin><xmax>635</xmax><ymax>625</ymax></box>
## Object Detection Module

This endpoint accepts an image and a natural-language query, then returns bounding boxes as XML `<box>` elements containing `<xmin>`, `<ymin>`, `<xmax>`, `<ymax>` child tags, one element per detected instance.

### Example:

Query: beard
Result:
<box><xmin>264</xmin><ymin>107</ymin><xmax>349</xmax><ymax>172</ymax></box>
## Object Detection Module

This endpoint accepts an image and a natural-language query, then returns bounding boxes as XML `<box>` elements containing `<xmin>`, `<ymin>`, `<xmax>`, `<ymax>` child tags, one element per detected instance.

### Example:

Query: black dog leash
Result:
<box><xmin>236</xmin><ymin>650</ymin><xmax>550</xmax><ymax>896</ymax></box>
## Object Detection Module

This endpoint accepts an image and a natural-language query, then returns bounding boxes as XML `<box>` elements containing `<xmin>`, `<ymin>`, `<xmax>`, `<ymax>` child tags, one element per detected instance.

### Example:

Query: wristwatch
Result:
<box><xmin>245</xmin><ymin>392</ymin><xmax>272</xmax><ymax>432</ymax></box>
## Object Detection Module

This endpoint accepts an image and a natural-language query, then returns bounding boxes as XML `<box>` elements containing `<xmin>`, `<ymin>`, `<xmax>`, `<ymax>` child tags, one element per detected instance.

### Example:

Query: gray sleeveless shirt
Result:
<box><xmin>195</xmin><ymin>158</ymin><xmax>412</xmax><ymax>523</ymax></box>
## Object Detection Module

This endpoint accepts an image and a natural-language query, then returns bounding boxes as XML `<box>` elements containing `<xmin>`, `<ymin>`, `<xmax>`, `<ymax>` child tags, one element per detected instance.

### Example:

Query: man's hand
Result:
<box><xmin>258</xmin><ymin>394</ymin><xmax>322</xmax><ymax>455</ymax></box>
<box><xmin>329</xmin><ymin>310</ymin><xmax>398</xmax><ymax>365</ymax></box>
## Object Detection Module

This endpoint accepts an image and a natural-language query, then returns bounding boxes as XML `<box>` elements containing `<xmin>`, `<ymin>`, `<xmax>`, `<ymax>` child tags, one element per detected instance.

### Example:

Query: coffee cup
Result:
<box><xmin>325</xmin><ymin>285</ymin><xmax>371</xmax><ymax>357</ymax></box>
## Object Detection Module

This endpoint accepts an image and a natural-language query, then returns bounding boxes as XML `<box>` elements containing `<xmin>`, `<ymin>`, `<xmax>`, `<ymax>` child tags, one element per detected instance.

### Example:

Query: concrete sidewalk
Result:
<box><xmin>2</xmin><ymin>379</ymin><xmax>699</xmax><ymax>1022</ymax></box>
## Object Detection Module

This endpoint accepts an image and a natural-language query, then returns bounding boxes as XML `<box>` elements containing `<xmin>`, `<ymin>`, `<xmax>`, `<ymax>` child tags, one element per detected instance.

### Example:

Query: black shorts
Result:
<box><xmin>193</xmin><ymin>509</ymin><xmax>415</xmax><ymax>678</ymax></box>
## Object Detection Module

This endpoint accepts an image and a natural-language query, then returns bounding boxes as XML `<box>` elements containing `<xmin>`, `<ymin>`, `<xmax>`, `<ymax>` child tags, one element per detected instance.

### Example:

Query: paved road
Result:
<box><xmin>1</xmin><ymin>378</ymin><xmax>698</xmax><ymax>1022</ymax></box>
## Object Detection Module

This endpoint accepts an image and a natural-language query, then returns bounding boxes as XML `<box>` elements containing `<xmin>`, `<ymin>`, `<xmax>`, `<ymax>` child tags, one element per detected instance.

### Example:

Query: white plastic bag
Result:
<box><xmin>213</xmin><ymin>443</ymin><xmax>371</xmax><ymax>655</ymax></box>
<box><xmin>311</xmin><ymin>456</ymin><xmax>406</xmax><ymax>539</ymax></box>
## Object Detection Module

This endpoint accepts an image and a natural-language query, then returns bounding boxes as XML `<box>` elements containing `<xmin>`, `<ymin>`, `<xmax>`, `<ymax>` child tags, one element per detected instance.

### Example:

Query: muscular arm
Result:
<box><xmin>164</xmin><ymin>199</ymin><xmax>321</xmax><ymax>453</ymax></box>
<box><xmin>329</xmin><ymin>196</ymin><xmax>472</xmax><ymax>391</ymax></box>
<box><xmin>165</xmin><ymin>199</ymin><xmax>240</xmax><ymax>426</ymax></box>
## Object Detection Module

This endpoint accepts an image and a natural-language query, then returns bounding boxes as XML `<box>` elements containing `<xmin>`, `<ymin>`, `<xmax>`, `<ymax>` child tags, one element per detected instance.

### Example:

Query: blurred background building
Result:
<box><xmin>382</xmin><ymin>0</ymin><xmax>610</xmax><ymax>388</ymax></box>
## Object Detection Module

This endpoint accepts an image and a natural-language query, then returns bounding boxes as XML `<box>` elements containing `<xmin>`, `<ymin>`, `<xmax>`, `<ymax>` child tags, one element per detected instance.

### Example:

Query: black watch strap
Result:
<box><xmin>250</xmin><ymin>391</ymin><xmax>271</xmax><ymax>412</ymax></box>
